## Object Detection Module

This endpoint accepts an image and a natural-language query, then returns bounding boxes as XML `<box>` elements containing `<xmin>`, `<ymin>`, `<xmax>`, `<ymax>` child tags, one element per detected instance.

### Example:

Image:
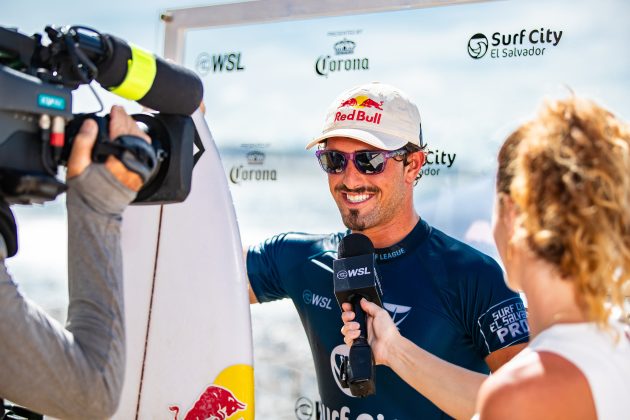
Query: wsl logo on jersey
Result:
<box><xmin>303</xmin><ymin>289</ymin><xmax>333</xmax><ymax>310</ymax></box>
<box><xmin>315</xmin><ymin>36</ymin><xmax>370</xmax><ymax>77</ymax></box>
<box><xmin>468</xmin><ymin>27</ymin><xmax>563</xmax><ymax>60</ymax></box>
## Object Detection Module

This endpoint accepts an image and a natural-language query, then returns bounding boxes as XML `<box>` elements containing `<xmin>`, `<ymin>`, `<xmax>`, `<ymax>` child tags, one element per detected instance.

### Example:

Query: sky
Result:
<box><xmin>1</xmin><ymin>0</ymin><xmax>215</xmax><ymax>51</ymax></box>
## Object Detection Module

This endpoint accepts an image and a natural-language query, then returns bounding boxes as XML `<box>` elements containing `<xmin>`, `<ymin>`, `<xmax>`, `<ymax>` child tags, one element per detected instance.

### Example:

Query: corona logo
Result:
<box><xmin>246</xmin><ymin>150</ymin><xmax>265</xmax><ymax>165</ymax></box>
<box><xmin>334</xmin><ymin>38</ymin><xmax>356</xmax><ymax>55</ymax></box>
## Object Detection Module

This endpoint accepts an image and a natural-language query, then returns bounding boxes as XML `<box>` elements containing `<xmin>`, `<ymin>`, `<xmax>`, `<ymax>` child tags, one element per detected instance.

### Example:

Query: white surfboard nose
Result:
<box><xmin>116</xmin><ymin>114</ymin><xmax>254</xmax><ymax>420</ymax></box>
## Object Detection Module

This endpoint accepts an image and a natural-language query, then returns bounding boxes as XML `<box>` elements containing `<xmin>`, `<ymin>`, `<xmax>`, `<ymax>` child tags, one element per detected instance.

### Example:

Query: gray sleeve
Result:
<box><xmin>0</xmin><ymin>164</ymin><xmax>135</xmax><ymax>419</ymax></box>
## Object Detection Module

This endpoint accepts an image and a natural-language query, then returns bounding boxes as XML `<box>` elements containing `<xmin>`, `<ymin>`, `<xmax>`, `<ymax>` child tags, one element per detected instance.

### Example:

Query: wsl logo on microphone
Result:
<box><xmin>336</xmin><ymin>266</ymin><xmax>372</xmax><ymax>280</ymax></box>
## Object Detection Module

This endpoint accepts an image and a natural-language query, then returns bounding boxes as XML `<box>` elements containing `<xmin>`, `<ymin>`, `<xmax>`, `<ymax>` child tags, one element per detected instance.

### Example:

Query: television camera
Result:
<box><xmin>0</xmin><ymin>24</ymin><xmax>204</xmax><ymax>205</ymax></box>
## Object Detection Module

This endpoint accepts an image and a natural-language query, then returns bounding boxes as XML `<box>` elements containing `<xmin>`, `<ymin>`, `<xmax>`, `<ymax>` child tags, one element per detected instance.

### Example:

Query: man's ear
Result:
<box><xmin>404</xmin><ymin>151</ymin><xmax>424</xmax><ymax>184</ymax></box>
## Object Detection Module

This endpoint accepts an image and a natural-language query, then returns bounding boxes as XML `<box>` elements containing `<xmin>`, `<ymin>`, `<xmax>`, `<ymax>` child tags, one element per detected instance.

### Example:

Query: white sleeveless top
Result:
<box><xmin>528</xmin><ymin>320</ymin><xmax>630</xmax><ymax>420</ymax></box>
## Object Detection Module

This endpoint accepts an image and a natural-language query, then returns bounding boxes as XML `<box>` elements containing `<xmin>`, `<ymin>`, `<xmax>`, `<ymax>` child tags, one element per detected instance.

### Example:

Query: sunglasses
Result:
<box><xmin>315</xmin><ymin>148</ymin><xmax>407</xmax><ymax>175</ymax></box>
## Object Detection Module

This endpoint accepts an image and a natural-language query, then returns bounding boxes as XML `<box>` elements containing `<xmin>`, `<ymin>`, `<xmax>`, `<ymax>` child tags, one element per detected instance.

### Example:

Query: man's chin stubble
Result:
<box><xmin>342</xmin><ymin>209</ymin><xmax>366</xmax><ymax>231</ymax></box>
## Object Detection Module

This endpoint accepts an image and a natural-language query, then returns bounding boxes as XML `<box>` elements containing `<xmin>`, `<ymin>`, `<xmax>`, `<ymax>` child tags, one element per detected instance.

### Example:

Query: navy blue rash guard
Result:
<box><xmin>247</xmin><ymin>219</ymin><xmax>529</xmax><ymax>420</ymax></box>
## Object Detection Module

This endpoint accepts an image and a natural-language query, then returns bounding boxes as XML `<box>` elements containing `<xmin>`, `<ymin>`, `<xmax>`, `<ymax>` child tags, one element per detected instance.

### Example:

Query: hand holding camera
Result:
<box><xmin>67</xmin><ymin>105</ymin><xmax>151</xmax><ymax>192</ymax></box>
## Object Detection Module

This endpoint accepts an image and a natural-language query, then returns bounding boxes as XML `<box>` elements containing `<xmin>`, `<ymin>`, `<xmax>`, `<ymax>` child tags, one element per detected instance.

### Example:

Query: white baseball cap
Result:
<box><xmin>305</xmin><ymin>82</ymin><xmax>423</xmax><ymax>151</ymax></box>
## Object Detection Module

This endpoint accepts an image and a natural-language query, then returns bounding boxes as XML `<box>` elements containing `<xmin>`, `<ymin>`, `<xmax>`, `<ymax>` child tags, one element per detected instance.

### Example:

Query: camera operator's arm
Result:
<box><xmin>0</xmin><ymin>106</ymin><xmax>148</xmax><ymax>419</ymax></box>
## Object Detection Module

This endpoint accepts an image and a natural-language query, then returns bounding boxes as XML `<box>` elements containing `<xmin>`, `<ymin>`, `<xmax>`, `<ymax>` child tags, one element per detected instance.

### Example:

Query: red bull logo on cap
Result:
<box><xmin>169</xmin><ymin>385</ymin><xmax>246</xmax><ymax>420</ymax></box>
<box><xmin>337</xmin><ymin>95</ymin><xmax>383</xmax><ymax>110</ymax></box>
<box><xmin>335</xmin><ymin>95</ymin><xmax>383</xmax><ymax>126</ymax></box>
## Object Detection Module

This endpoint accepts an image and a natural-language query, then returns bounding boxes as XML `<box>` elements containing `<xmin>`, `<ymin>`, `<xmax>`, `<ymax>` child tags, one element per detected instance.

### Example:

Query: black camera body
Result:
<box><xmin>0</xmin><ymin>25</ymin><xmax>202</xmax><ymax>205</ymax></box>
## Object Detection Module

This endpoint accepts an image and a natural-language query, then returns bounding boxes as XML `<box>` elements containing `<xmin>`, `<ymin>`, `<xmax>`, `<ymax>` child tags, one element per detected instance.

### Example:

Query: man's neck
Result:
<box><xmin>354</xmin><ymin>212</ymin><xmax>420</xmax><ymax>249</ymax></box>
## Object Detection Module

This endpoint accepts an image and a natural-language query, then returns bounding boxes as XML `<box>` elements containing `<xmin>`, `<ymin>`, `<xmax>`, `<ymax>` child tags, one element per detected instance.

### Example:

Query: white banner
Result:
<box><xmin>182</xmin><ymin>0</ymin><xmax>629</xmax><ymax>259</ymax></box>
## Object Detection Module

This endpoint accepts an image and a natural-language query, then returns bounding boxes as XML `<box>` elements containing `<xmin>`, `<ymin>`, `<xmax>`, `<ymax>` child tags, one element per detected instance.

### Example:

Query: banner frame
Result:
<box><xmin>161</xmin><ymin>0</ymin><xmax>501</xmax><ymax>61</ymax></box>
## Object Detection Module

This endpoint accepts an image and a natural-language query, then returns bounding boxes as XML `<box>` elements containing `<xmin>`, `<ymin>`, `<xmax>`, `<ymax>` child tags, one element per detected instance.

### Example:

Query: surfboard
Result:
<box><xmin>114</xmin><ymin>109</ymin><xmax>255</xmax><ymax>420</ymax></box>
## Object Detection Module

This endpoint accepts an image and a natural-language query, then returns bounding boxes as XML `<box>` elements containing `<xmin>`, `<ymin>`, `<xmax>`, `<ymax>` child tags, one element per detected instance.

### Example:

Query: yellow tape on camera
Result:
<box><xmin>109</xmin><ymin>44</ymin><xmax>157</xmax><ymax>101</ymax></box>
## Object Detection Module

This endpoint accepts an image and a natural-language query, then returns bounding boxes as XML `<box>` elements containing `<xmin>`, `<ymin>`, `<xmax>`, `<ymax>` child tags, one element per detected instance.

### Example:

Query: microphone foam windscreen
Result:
<box><xmin>338</xmin><ymin>233</ymin><xmax>375</xmax><ymax>258</ymax></box>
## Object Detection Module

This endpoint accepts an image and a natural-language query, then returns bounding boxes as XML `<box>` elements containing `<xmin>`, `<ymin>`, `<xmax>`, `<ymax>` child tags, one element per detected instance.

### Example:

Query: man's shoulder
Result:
<box><xmin>269</xmin><ymin>231</ymin><xmax>343</xmax><ymax>247</ymax></box>
<box><xmin>425</xmin><ymin>225</ymin><xmax>501</xmax><ymax>273</ymax></box>
<box><xmin>251</xmin><ymin>230</ymin><xmax>344</xmax><ymax>259</ymax></box>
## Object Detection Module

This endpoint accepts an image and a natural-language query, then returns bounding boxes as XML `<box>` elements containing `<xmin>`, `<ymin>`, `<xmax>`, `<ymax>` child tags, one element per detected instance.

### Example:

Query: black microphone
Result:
<box><xmin>334</xmin><ymin>233</ymin><xmax>383</xmax><ymax>397</ymax></box>
<box><xmin>95</xmin><ymin>34</ymin><xmax>203</xmax><ymax>115</ymax></box>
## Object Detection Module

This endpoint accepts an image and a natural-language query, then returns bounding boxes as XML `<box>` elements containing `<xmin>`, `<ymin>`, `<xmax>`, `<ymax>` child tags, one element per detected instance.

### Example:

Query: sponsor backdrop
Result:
<box><xmin>184</xmin><ymin>0</ymin><xmax>629</xmax><ymax>262</ymax></box>
<box><xmin>180</xmin><ymin>0</ymin><xmax>630</xmax><ymax>417</ymax></box>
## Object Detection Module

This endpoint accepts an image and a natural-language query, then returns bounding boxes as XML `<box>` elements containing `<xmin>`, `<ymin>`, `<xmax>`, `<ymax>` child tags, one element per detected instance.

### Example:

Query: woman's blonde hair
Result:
<box><xmin>498</xmin><ymin>97</ymin><xmax>630</xmax><ymax>324</ymax></box>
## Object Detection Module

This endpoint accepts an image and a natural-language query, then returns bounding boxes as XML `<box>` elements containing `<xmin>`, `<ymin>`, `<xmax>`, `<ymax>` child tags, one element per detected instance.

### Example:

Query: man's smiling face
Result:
<box><xmin>325</xmin><ymin>136</ymin><xmax>409</xmax><ymax>232</ymax></box>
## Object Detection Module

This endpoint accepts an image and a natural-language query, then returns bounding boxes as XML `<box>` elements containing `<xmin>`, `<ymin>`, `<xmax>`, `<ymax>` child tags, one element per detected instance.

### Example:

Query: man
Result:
<box><xmin>0</xmin><ymin>106</ymin><xmax>149</xmax><ymax>419</ymax></box>
<box><xmin>247</xmin><ymin>82</ymin><xmax>529</xmax><ymax>419</ymax></box>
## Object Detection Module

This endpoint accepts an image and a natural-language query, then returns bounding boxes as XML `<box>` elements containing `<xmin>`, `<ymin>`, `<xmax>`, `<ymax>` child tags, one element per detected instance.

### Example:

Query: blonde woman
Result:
<box><xmin>341</xmin><ymin>97</ymin><xmax>630</xmax><ymax>419</ymax></box>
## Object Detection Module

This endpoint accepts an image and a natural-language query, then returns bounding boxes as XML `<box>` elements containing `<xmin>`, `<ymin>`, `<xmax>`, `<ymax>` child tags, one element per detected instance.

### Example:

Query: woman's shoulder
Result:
<box><xmin>476</xmin><ymin>349</ymin><xmax>596</xmax><ymax>420</ymax></box>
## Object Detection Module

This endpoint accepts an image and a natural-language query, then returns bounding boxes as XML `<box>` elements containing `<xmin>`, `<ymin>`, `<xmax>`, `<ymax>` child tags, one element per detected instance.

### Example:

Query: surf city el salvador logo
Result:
<box><xmin>468</xmin><ymin>26</ymin><xmax>563</xmax><ymax>60</ymax></box>
<box><xmin>467</xmin><ymin>33</ymin><xmax>489</xmax><ymax>59</ymax></box>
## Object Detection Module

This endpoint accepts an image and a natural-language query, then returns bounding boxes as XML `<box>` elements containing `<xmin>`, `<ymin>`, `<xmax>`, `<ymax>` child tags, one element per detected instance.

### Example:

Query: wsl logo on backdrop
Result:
<box><xmin>315</xmin><ymin>29</ymin><xmax>370</xmax><ymax>77</ymax></box>
<box><xmin>196</xmin><ymin>52</ymin><xmax>245</xmax><ymax>76</ymax></box>
<box><xmin>468</xmin><ymin>27</ymin><xmax>563</xmax><ymax>60</ymax></box>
